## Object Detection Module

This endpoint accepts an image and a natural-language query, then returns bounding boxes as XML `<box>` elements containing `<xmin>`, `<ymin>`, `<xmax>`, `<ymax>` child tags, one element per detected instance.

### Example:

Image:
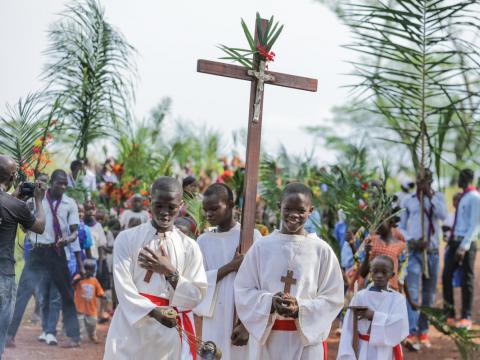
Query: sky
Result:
<box><xmin>0</xmin><ymin>0</ymin><xmax>352</xmax><ymax>163</ymax></box>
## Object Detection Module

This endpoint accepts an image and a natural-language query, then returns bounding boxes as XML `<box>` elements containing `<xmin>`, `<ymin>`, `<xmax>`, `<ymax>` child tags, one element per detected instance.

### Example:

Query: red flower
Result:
<box><xmin>257</xmin><ymin>44</ymin><xmax>275</xmax><ymax>62</ymax></box>
<box><xmin>361</xmin><ymin>182</ymin><xmax>369</xmax><ymax>191</ymax></box>
<box><xmin>32</xmin><ymin>146</ymin><xmax>41</xmax><ymax>154</ymax></box>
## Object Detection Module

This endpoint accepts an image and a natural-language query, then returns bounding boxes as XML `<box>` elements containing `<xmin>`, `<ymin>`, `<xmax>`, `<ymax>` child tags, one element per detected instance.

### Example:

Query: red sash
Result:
<box><xmin>140</xmin><ymin>292</ymin><xmax>196</xmax><ymax>360</ymax></box>
<box><xmin>359</xmin><ymin>333</ymin><xmax>403</xmax><ymax>360</ymax></box>
<box><xmin>272</xmin><ymin>319</ymin><xmax>328</xmax><ymax>360</ymax></box>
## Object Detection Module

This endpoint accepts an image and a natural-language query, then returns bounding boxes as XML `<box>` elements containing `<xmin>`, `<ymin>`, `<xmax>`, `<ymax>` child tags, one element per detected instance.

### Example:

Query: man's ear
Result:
<box><xmin>309</xmin><ymin>206</ymin><xmax>314</xmax><ymax>215</ymax></box>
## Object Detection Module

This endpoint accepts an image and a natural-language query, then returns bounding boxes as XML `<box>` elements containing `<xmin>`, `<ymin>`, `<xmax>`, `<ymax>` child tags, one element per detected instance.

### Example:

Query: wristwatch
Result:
<box><xmin>165</xmin><ymin>270</ymin><xmax>179</xmax><ymax>286</ymax></box>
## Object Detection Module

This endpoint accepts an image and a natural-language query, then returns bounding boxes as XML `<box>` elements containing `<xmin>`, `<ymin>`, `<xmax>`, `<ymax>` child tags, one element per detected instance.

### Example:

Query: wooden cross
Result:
<box><xmin>348</xmin><ymin>305</ymin><xmax>368</xmax><ymax>358</ymax></box>
<box><xmin>197</xmin><ymin>17</ymin><xmax>317</xmax><ymax>253</ymax></box>
<box><xmin>281</xmin><ymin>269</ymin><xmax>297</xmax><ymax>294</ymax></box>
<box><xmin>143</xmin><ymin>233</ymin><xmax>166</xmax><ymax>283</ymax></box>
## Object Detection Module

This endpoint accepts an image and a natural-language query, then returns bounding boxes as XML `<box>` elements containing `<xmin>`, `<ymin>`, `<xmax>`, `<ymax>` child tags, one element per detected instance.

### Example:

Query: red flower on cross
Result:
<box><xmin>257</xmin><ymin>44</ymin><xmax>275</xmax><ymax>62</ymax></box>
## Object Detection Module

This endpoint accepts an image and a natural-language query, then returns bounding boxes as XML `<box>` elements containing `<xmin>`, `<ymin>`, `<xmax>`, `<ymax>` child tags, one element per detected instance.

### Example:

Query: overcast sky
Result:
<box><xmin>0</xmin><ymin>0</ymin><xmax>352</xmax><ymax>163</ymax></box>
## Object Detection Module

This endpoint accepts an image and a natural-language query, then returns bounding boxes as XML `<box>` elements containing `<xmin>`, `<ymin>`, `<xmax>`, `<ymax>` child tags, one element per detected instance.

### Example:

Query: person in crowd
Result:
<box><xmin>0</xmin><ymin>155</ymin><xmax>46</xmax><ymax>357</ymax></box>
<box><xmin>73</xmin><ymin>259</ymin><xmax>105</xmax><ymax>343</ymax></box>
<box><xmin>27</xmin><ymin>169</ymin><xmax>83</xmax><ymax>348</ymax></box>
<box><xmin>67</xmin><ymin>160</ymin><xmax>84</xmax><ymax>188</ymax></box>
<box><xmin>119</xmin><ymin>194</ymin><xmax>149</xmax><ymax>229</ymax></box>
<box><xmin>399</xmin><ymin>169</ymin><xmax>447</xmax><ymax>350</ymax></box>
<box><xmin>442</xmin><ymin>168</ymin><xmax>480</xmax><ymax>330</ymax></box>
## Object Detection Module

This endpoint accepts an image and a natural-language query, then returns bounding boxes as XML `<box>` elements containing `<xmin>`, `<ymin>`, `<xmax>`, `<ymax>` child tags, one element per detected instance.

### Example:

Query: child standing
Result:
<box><xmin>235</xmin><ymin>183</ymin><xmax>344</xmax><ymax>360</ymax></box>
<box><xmin>119</xmin><ymin>194</ymin><xmax>150</xmax><ymax>229</ymax></box>
<box><xmin>73</xmin><ymin>259</ymin><xmax>105</xmax><ymax>343</ymax></box>
<box><xmin>194</xmin><ymin>183</ymin><xmax>262</xmax><ymax>359</ymax></box>
<box><xmin>337</xmin><ymin>255</ymin><xmax>409</xmax><ymax>359</ymax></box>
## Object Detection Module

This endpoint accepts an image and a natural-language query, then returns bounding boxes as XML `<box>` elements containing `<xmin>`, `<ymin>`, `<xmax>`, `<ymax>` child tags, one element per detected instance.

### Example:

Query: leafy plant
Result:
<box><xmin>44</xmin><ymin>0</ymin><xmax>137</xmax><ymax>160</ymax></box>
<box><xmin>421</xmin><ymin>306</ymin><xmax>480</xmax><ymax>359</ymax></box>
<box><xmin>218</xmin><ymin>12</ymin><xmax>284</xmax><ymax>69</ymax></box>
<box><xmin>0</xmin><ymin>93</ymin><xmax>58</xmax><ymax>182</ymax></box>
<box><xmin>183</xmin><ymin>194</ymin><xmax>207</xmax><ymax>236</ymax></box>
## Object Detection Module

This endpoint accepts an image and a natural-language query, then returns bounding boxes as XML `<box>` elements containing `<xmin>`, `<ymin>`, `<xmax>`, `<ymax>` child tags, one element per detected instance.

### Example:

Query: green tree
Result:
<box><xmin>44</xmin><ymin>0</ymin><xmax>136</xmax><ymax>160</ymax></box>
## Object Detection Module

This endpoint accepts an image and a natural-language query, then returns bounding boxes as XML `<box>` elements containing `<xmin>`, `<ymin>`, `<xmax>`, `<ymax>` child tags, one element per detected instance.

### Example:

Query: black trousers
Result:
<box><xmin>442</xmin><ymin>240</ymin><xmax>477</xmax><ymax>319</ymax></box>
<box><xmin>29</xmin><ymin>247</ymin><xmax>80</xmax><ymax>340</ymax></box>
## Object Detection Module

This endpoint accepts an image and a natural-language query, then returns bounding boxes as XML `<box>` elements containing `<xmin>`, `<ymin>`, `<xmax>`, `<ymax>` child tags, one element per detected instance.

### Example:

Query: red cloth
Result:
<box><xmin>359</xmin><ymin>333</ymin><xmax>403</xmax><ymax>360</ymax></box>
<box><xmin>140</xmin><ymin>292</ymin><xmax>196</xmax><ymax>360</ymax></box>
<box><xmin>271</xmin><ymin>319</ymin><xmax>327</xmax><ymax>360</ymax></box>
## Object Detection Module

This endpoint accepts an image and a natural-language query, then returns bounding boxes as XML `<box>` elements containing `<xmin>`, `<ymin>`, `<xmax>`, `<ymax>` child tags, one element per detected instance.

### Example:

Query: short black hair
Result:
<box><xmin>151</xmin><ymin>176</ymin><xmax>183</xmax><ymax>195</ymax></box>
<box><xmin>204</xmin><ymin>183</ymin><xmax>234</xmax><ymax>205</ymax></box>
<box><xmin>182</xmin><ymin>176</ymin><xmax>197</xmax><ymax>188</ymax></box>
<box><xmin>281</xmin><ymin>182</ymin><xmax>313</xmax><ymax>202</ymax></box>
<box><xmin>107</xmin><ymin>218</ymin><xmax>121</xmax><ymax>230</ymax></box>
<box><xmin>50</xmin><ymin>169</ymin><xmax>68</xmax><ymax>182</ymax></box>
<box><xmin>460</xmin><ymin>168</ymin><xmax>474</xmax><ymax>182</ymax></box>
<box><xmin>70</xmin><ymin>160</ymin><xmax>83</xmax><ymax>172</ymax></box>
<box><xmin>371</xmin><ymin>255</ymin><xmax>394</xmax><ymax>272</ymax></box>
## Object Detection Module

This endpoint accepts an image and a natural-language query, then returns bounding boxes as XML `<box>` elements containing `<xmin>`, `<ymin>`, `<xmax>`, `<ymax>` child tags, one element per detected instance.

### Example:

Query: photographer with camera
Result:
<box><xmin>0</xmin><ymin>155</ymin><xmax>46</xmax><ymax>359</ymax></box>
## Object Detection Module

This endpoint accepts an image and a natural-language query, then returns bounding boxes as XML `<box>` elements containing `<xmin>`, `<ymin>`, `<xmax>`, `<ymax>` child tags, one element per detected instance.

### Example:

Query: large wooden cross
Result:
<box><xmin>197</xmin><ymin>17</ymin><xmax>317</xmax><ymax>253</ymax></box>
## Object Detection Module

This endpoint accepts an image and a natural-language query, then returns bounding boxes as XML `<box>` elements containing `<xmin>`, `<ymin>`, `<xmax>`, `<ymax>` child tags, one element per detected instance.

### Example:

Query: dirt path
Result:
<box><xmin>5</xmin><ymin>247</ymin><xmax>479</xmax><ymax>360</ymax></box>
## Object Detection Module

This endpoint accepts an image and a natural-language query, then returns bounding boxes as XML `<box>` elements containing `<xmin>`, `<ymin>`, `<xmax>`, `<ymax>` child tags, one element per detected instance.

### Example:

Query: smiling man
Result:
<box><xmin>234</xmin><ymin>182</ymin><xmax>344</xmax><ymax>360</ymax></box>
<box><xmin>104</xmin><ymin>177</ymin><xmax>207</xmax><ymax>360</ymax></box>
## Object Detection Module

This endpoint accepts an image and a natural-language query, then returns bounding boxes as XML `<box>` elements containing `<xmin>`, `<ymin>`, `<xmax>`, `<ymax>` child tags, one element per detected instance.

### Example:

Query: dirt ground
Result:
<box><xmin>5</xmin><ymin>249</ymin><xmax>479</xmax><ymax>360</ymax></box>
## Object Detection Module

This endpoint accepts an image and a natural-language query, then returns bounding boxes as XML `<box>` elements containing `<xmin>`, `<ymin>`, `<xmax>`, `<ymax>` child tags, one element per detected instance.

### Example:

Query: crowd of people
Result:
<box><xmin>0</xmin><ymin>152</ymin><xmax>479</xmax><ymax>360</ymax></box>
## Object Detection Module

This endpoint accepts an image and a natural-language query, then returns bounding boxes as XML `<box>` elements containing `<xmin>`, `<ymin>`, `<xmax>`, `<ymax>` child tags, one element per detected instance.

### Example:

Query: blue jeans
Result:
<box><xmin>7</xmin><ymin>258</ymin><xmax>42</xmax><ymax>338</ymax></box>
<box><xmin>406</xmin><ymin>250</ymin><xmax>439</xmax><ymax>335</ymax></box>
<box><xmin>0</xmin><ymin>275</ymin><xmax>16</xmax><ymax>359</ymax></box>
<box><xmin>39</xmin><ymin>280</ymin><xmax>62</xmax><ymax>336</ymax></box>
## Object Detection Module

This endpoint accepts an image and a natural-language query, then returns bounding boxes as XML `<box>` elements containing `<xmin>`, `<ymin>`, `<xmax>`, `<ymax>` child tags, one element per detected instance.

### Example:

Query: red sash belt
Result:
<box><xmin>359</xmin><ymin>333</ymin><xmax>403</xmax><ymax>360</ymax></box>
<box><xmin>140</xmin><ymin>292</ymin><xmax>196</xmax><ymax>360</ymax></box>
<box><xmin>272</xmin><ymin>319</ymin><xmax>328</xmax><ymax>360</ymax></box>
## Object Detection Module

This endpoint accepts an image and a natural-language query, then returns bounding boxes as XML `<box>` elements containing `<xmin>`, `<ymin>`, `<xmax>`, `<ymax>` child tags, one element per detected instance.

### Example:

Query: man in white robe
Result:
<box><xmin>104</xmin><ymin>177</ymin><xmax>207</xmax><ymax>360</ymax></box>
<box><xmin>234</xmin><ymin>183</ymin><xmax>344</xmax><ymax>360</ymax></box>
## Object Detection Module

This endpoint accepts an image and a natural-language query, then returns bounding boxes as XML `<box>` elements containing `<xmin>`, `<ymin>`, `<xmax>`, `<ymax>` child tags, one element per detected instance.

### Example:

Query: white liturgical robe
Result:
<box><xmin>337</xmin><ymin>288</ymin><xmax>409</xmax><ymax>360</ymax></box>
<box><xmin>104</xmin><ymin>222</ymin><xmax>207</xmax><ymax>360</ymax></box>
<box><xmin>194</xmin><ymin>223</ymin><xmax>262</xmax><ymax>360</ymax></box>
<box><xmin>234</xmin><ymin>230</ymin><xmax>344</xmax><ymax>360</ymax></box>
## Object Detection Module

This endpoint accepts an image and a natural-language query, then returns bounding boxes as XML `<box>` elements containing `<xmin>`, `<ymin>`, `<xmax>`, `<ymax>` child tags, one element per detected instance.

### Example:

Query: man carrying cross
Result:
<box><xmin>234</xmin><ymin>183</ymin><xmax>344</xmax><ymax>359</ymax></box>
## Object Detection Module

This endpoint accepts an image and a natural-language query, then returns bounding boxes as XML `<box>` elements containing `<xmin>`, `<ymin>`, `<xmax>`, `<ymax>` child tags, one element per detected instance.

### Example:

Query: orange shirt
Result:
<box><xmin>73</xmin><ymin>276</ymin><xmax>104</xmax><ymax>316</ymax></box>
<box><xmin>367</xmin><ymin>228</ymin><xmax>406</xmax><ymax>290</ymax></box>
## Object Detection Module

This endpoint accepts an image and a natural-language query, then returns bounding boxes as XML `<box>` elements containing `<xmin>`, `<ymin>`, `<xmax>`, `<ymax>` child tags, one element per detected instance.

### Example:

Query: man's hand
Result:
<box><xmin>149</xmin><ymin>307</ymin><xmax>177</xmax><ymax>328</ymax></box>
<box><xmin>455</xmin><ymin>247</ymin><xmax>466</xmax><ymax>264</ymax></box>
<box><xmin>231</xmin><ymin>321</ymin><xmax>249</xmax><ymax>346</ymax></box>
<box><xmin>272</xmin><ymin>293</ymin><xmax>299</xmax><ymax>318</ymax></box>
<box><xmin>355</xmin><ymin>308</ymin><xmax>375</xmax><ymax>321</ymax></box>
<box><xmin>411</xmin><ymin>238</ymin><xmax>427</xmax><ymax>251</ymax></box>
<box><xmin>229</xmin><ymin>247</ymin><xmax>244</xmax><ymax>273</ymax></box>
<box><xmin>364</xmin><ymin>238</ymin><xmax>372</xmax><ymax>255</ymax></box>
<box><xmin>138</xmin><ymin>247</ymin><xmax>176</xmax><ymax>276</ymax></box>
<box><xmin>56</xmin><ymin>236</ymin><xmax>72</xmax><ymax>247</ymax></box>
<box><xmin>34</xmin><ymin>180</ymin><xmax>47</xmax><ymax>200</ymax></box>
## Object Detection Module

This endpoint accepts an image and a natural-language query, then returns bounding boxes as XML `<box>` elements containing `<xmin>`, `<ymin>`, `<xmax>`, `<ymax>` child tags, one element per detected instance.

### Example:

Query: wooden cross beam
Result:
<box><xmin>281</xmin><ymin>269</ymin><xmax>297</xmax><ymax>295</ymax></box>
<box><xmin>197</xmin><ymin>18</ymin><xmax>317</xmax><ymax>253</ymax></box>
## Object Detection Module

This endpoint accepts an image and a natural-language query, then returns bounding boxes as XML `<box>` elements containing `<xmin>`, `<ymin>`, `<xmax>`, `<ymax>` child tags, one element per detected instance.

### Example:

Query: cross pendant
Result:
<box><xmin>281</xmin><ymin>269</ymin><xmax>297</xmax><ymax>295</ymax></box>
<box><xmin>143</xmin><ymin>232</ymin><xmax>166</xmax><ymax>283</ymax></box>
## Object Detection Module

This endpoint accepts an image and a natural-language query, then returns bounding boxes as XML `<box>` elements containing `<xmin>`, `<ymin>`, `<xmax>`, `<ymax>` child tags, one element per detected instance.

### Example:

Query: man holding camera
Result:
<box><xmin>0</xmin><ymin>155</ymin><xmax>46</xmax><ymax>358</ymax></box>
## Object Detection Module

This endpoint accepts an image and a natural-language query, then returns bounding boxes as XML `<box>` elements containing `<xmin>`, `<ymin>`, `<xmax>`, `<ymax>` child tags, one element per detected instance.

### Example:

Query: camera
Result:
<box><xmin>19</xmin><ymin>182</ymin><xmax>35</xmax><ymax>198</ymax></box>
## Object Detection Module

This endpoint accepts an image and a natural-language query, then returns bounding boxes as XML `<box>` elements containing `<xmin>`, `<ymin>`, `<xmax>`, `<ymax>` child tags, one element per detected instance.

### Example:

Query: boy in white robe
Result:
<box><xmin>104</xmin><ymin>177</ymin><xmax>207</xmax><ymax>360</ymax></box>
<box><xmin>337</xmin><ymin>255</ymin><xmax>409</xmax><ymax>360</ymax></box>
<box><xmin>235</xmin><ymin>183</ymin><xmax>344</xmax><ymax>360</ymax></box>
<box><xmin>194</xmin><ymin>183</ymin><xmax>262</xmax><ymax>359</ymax></box>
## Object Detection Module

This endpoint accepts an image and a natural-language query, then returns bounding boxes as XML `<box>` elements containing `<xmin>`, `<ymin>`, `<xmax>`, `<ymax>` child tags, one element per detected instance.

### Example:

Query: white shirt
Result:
<box><xmin>119</xmin><ymin>209</ymin><xmax>150</xmax><ymax>228</ymax></box>
<box><xmin>454</xmin><ymin>190</ymin><xmax>480</xmax><ymax>250</ymax></box>
<box><xmin>32</xmin><ymin>193</ymin><xmax>79</xmax><ymax>245</ymax></box>
<box><xmin>88</xmin><ymin>222</ymin><xmax>107</xmax><ymax>259</ymax></box>
<box><xmin>399</xmin><ymin>192</ymin><xmax>448</xmax><ymax>249</ymax></box>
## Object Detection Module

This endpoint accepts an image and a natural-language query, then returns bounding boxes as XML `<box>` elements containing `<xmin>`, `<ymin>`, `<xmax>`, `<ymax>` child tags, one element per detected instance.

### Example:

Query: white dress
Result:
<box><xmin>104</xmin><ymin>222</ymin><xmax>207</xmax><ymax>360</ymax></box>
<box><xmin>195</xmin><ymin>223</ymin><xmax>261</xmax><ymax>359</ymax></box>
<box><xmin>234</xmin><ymin>230</ymin><xmax>344</xmax><ymax>360</ymax></box>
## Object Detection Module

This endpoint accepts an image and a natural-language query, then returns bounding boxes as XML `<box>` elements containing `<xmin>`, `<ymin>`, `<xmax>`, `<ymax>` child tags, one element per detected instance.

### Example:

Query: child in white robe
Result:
<box><xmin>194</xmin><ymin>183</ymin><xmax>262</xmax><ymax>359</ymax></box>
<box><xmin>104</xmin><ymin>177</ymin><xmax>207</xmax><ymax>360</ymax></box>
<box><xmin>337</xmin><ymin>255</ymin><xmax>409</xmax><ymax>360</ymax></box>
<box><xmin>235</xmin><ymin>183</ymin><xmax>344</xmax><ymax>360</ymax></box>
